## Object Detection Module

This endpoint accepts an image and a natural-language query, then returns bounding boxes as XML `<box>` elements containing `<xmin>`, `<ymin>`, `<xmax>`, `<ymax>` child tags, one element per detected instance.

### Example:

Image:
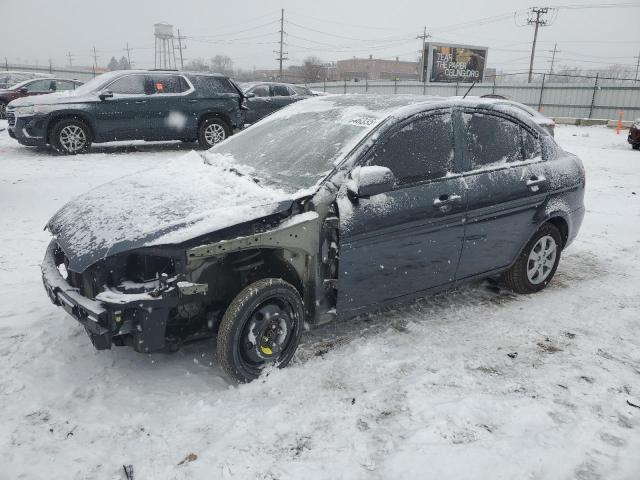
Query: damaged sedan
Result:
<box><xmin>41</xmin><ymin>95</ymin><xmax>585</xmax><ymax>382</ymax></box>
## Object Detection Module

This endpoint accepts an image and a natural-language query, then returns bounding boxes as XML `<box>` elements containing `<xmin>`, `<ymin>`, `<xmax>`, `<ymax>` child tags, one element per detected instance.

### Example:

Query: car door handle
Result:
<box><xmin>187</xmin><ymin>99</ymin><xmax>198</xmax><ymax>103</ymax></box>
<box><xmin>135</xmin><ymin>100</ymin><xmax>148</xmax><ymax>104</ymax></box>
<box><xmin>526</xmin><ymin>175</ymin><xmax>547</xmax><ymax>188</ymax></box>
<box><xmin>433</xmin><ymin>194</ymin><xmax>462</xmax><ymax>209</ymax></box>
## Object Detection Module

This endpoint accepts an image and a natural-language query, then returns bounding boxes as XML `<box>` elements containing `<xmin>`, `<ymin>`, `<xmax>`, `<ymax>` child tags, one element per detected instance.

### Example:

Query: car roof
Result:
<box><xmin>107</xmin><ymin>69</ymin><xmax>227</xmax><ymax>78</ymax></box>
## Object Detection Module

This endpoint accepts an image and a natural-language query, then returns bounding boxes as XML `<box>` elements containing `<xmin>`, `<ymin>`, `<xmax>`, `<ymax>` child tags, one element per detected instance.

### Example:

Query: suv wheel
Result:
<box><xmin>502</xmin><ymin>223</ymin><xmax>562</xmax><ymax>294</ymax></box>
<box><xmin>0</xmin><ymin>101</ymin><xmax>7</xmax><ymax>120</ymax></box>
<box><xmin>198</xmin><ymin>117</ymin><xmax>229</xmax><ymax>148</ymax></box>
<box><xmin>216</xmin><ymin>278</ymin><xmax>304</xmax><ymax>383</ymax></box>
<box><xmin>51</xmin><ymin>118</ymin><xmax>92</xmax><ymax>154</ymax></box>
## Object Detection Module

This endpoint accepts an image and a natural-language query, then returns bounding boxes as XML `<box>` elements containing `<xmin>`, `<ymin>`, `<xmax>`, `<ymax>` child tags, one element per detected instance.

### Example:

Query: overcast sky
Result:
<box><xmin>2</xmin><ymin>0</ymin><xmax>639</xmax><ymax>74</ymax></box>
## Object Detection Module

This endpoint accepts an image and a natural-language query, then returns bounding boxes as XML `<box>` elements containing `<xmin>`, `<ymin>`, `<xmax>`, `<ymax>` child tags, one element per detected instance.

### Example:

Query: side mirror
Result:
<box><xmin>19</xmin><ymin>87</ymin><xmax>28</xmax><ymax>94</ymax></box>
<box><xmin>347</xmin><ymin>166</ymin><xmax>396</xmax><ymax>199</ymax></box>
<box><xmin>98</xmin><ymin>90</ymin><xmax>113</xmax><ymax>101</ymax></box>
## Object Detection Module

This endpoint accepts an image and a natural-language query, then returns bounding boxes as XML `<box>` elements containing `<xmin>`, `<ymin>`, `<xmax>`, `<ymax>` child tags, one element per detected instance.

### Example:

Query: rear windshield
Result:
<box><xmin>191</xmin><ymin>76</ymin><xmax>238</xmax><ymax>96</ymax></box>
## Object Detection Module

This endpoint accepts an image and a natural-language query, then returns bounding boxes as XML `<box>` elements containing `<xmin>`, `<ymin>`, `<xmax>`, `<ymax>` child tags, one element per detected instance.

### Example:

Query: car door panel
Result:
<box><xmin>336</xmin><ymin>109</ymin><xmax>466</xmax><ymax>314</ymax></box>
<box><xmin>456</xmin><ymin>109</ymin><xmax>550</xmax><ymax>279</ymax></box>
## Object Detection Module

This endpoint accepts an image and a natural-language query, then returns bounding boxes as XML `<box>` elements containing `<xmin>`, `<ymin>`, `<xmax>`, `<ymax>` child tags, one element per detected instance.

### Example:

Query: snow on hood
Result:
<box><xmin>48</xmin><ymin>151</ymin><xmax>294</xmax><ymax>272</ymax></box>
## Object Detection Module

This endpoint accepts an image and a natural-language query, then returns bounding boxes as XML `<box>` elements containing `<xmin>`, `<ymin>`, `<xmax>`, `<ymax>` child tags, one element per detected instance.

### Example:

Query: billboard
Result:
<box><xmin>423</xmin><ymin>43</ymin><xmax>488</xmax><ymax>83</ymax></box>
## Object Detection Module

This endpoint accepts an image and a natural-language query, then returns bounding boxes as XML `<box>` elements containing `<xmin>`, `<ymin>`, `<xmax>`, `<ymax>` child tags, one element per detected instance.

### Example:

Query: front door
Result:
<box><xmin>245</xmin><ymin>84</ymin><xmax>272</xmax><ymax>123</ymax></box>
<box><xmin>93</xmin><ymin>73</ymin><xmax>151</xmax><ymax>141</ymax></box>
<box><xmin>456</xmin><ymin>109</ymin><xmax>548</xmax><ymax>279</ymax></box>
<box><xmin>336</xmin><ymin>110</ymin><xmax>467</xmax><ymax>314</ymax></box>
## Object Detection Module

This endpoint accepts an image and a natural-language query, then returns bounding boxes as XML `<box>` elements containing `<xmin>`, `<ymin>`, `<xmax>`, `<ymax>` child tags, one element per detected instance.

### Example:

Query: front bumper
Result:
<box><xmin>41</xmin><ymin>241</ymin><xmax>175</xmax><ymax>352</ymax></box>
<box><xmin>7</xmin><ymin>110</ymin><xmax>48</xmax><ymax>147</ymax></box>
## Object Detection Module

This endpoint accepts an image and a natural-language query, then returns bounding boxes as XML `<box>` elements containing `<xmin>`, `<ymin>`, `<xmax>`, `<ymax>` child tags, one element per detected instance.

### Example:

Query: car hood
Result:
<box><xmin>9</xmin><ymin>91</ymin><xmax>96</xmax><ymax>107</ymax></box>
<box><xmin>47</xmin><ymin>151</ymin><xmax>295</xmax><ymax>272</ymax></box>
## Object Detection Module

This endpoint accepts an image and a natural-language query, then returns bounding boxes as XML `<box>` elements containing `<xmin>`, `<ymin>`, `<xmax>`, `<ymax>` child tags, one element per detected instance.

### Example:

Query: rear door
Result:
<box><xmin>145</xmin><ymin>74</ymin><xmax>193</xmax><ymax>140</ymax></box>
<box><xmin>92</xmin><ymin>73</ymin><xmax>151</xmax><ymax>141</ymax></box>
<box><xmin>336</xmin><ymin>110</ymin><xmax>467</xmax><ymax>314</ymax></box>
<box><xmin>456</xmin><ymin>108</ymin><xmax>548</xmax><ymax>279</ymax></box>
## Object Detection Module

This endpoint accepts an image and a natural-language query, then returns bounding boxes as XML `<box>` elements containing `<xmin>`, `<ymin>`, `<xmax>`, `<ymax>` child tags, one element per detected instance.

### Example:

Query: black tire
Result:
<box><xmin>50</xmin><ymin>118</ymin><xmax>92</xmax><ymax>154</ymax></box>
<box><xmin>502</xmin><ymin>223</ymin><xmax>562</xmax><ymax>294</ymax></box>
<box><xmin>632</xmin><ymin>144</ymin><xmax>640</xmax><ymax>150</ymax></box>
<box><xmin>216</xmin><ymin>278</ymin><xmax>304</xmax><ymax>383</ymax></box>
<box><xmin>0</xmin><ymin>101</ymin><xmax>7</xmax><ymax>120</ymax></box>
<box><xmin>197</xmin><ymin>117</ymin><xmax>230</xmax><ymax>149</ymax></box>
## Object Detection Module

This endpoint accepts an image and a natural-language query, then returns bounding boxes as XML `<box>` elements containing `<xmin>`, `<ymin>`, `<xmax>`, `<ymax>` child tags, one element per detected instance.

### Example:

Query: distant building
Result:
<box><xmin>336</xmin><ymin>55</ymin><xmax>419</xmax><ymax>81</ymax></box>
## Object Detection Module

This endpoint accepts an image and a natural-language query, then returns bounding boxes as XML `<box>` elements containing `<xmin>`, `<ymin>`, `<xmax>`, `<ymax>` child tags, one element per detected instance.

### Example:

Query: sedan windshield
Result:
<box><xmin>207</xmin><ymin>95</ymin><xmax>412</xmax><ymax>193</ymax></box>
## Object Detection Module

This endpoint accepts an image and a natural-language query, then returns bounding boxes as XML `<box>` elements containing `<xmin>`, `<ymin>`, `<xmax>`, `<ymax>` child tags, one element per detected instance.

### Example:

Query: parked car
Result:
<box><xmin>628</xmin><ymin>118</ymin><xmax>640</xmax><ymax>149</ymax></box>
<box><xmin>0</xmin><ymin>71</ymin><xmax>53</xmax><ymax>90</ymax></box>
<box><xmin>6</xmin><ymin>70</ymin><xmax>245</xmax><ymax>154</ymax></box>
<box><xmin>0</xmin><ymin>78</ymin><xmax>82</xmax><ymax>119</ymax></box>
<box><xmin>41</xmin><ymin>95</ymin><xmax>585</xmax><ymax>382</ymax></box>
<box><xmin>241</xmin><ymin>82</ymin><xmax>313</xmax><ymax>123</ymax></box>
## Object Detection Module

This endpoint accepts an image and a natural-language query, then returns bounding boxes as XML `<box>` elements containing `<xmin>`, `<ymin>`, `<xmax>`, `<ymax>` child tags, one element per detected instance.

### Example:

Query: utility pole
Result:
<box><xmin>527</xmin><ymin>7</ymin><xmax>550</xmax><ymax>83</ymax></box>
<box><xmin>635</xmin><ymin>49</ymin><xmax>640</xmax><ymax>81</ymax></box>
<box><xmin>125</xmin><ymin>42</ymin><xmax>132</xmax><ymax>69</ymax></box>
<box><xmin>177</xmin><ymin>29</ymin><xmax>185</xmax><ymax>70</ymax></box>
<box><xmin>91</xmin><ymin>46</ymin><xmax>98</xmax><ymax>71</ymax></box>
<box><xmin>417</xmin><ymin>26</ymin><xmax>431</xmax><ymax>82</ymax></box>
<box><xmin>48</xmin><ymin>57</ymin><xmax>52</xmax><ymax>73</ymax></box>
<box><xmin>548</xmin><ymin>43</ymin><xmax>560</xmax><ymax>75</ymax></box>
<box><xmin>67</xmin><ymin>52</ymin><xmax>73</xmax><ymax>68</ymax></box>
<box><xmin>274</xmin><ymin>8</ymin><xmax>288</xmax><ymax>80</ymax></box>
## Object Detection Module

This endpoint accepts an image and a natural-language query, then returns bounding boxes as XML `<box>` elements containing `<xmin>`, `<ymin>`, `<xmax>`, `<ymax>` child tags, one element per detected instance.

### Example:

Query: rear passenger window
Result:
<box><xmin>464</xmin><ymin>112</ymin><xmax>522</xmax><ymax>168</ymax></box>
<box><xmin>108</xmin><ymin>75</ymin><xmax>147</xmax><ymax>95</ymax></box>
<box><xmin>192</xmin><ymin>76</ymin><xmax>237</xmax><ymax>96</ymax></box>
<box><xmin>369</xmin><ymin>113</ymin><xmax>455</xmax><ymax>184</ymax></box>
<box><xmin>150</xmin><ymin>75</ymin><xmax>189</xmax><ymax>94</ymax></box>
<box><xmin>251</xmin><ymin>85</ymin><xmax>270</xmax><ymax>97</ymax></box>
<box><xmin>272</xmin><ymin>85</ymin><xmax>290</xmax><ymax>96</ymax></box>
<box><xmin>522</xmin><ymin>129</ymin><xmax>541</xmax><ymax>160</ymax></box>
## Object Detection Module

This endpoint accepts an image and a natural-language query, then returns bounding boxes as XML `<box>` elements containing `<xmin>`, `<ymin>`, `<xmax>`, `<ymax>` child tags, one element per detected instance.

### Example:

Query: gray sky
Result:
<box><xmin>2</xmin><ymin>0</ymin><xmax>639</xmax><ymax>74</ymax></box>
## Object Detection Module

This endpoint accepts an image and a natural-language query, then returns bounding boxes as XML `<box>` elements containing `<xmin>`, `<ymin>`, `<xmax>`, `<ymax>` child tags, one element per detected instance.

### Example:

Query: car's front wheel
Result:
<box><xmin>216</xmin><ymin>278</ymin><xmax>304</xmax><ymax>383</ymax></box>
<box><xmin>50</xmin><ymin>118</ymin><xmax>92</xmax><ymax>154</ymax></box>
<box><xmin>502</xmin><ymin>223</ymin><xmax>562</xmax><ymax>294</ymax></box>
<box><xmin>198</xmin><ymin>117</ymin><xmax>229</xmax><ymax>149</ymax></box>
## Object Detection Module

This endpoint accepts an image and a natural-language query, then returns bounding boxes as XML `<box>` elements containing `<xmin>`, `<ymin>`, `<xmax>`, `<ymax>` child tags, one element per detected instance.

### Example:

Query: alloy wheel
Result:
<box><xmin>204</xmin><ymin>123</ymin><xmax>226</xmax><ymax>146</ymax></box>
<box><xmin>526</xmin><ymin>235</ymin><xmax>557</xmax><ymax>284</ymax></box>
<box><xmin>59</xmin><ymin>125</ymin><xmax>87</xmax><ymax>153</ymax></box>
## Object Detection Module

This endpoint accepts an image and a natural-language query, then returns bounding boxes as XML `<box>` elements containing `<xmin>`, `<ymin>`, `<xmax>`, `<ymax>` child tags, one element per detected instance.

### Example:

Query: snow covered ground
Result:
<box><xmin>1</xmin><ymin>122</ymin><xmax>639</xmax><ymax>479</ymax></box>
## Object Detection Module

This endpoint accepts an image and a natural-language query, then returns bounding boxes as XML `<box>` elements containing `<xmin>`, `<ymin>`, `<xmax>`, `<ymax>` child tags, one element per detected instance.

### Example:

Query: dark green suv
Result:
<box><xmin>6</xmin><ymin>70</ymin><xmax>246</xmax><ymax>154</ymax></box>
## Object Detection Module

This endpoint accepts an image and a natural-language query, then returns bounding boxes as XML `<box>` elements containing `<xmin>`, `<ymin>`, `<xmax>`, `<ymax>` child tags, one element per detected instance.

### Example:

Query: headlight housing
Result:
<box><xmin>14</xmin><ymin>104</ymin><xmax>57</xmax><ymax>116</ymax></box>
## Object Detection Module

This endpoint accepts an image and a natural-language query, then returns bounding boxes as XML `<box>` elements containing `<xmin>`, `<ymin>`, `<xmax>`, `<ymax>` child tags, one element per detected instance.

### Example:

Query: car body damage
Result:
<box><xmin>41</xmin><ymin>94</ymin><xmax>585</xmax><ymax>382</ymax></box>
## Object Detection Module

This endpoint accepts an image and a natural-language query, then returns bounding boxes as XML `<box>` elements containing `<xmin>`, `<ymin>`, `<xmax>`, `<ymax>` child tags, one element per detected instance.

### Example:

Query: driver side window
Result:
<box><xmin>108</xmin><ymin>75</ymin><xmax>149</xmax><ymax>95</ymax></box>
<box><xmin>368</xmin><ymin>112</ymin><xmax>455</xmax><ymax>185</ymax></box>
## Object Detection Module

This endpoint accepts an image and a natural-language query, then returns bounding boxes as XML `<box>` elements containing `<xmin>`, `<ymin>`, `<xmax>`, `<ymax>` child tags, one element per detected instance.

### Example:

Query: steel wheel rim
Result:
<box><xmin>240</xmin><ymin>299</ymin><xmax>296</xmax><ymax>369</ymax></box>
<box><xmin>59</xmin><ymin>125</ymin><xmax>86</xmax><ymax>153</ymax></box>
<box><xmin>526</xmin><ymin>235</ymin><xmax>557</xmax><ymax>284</ymax></box>
<box><xmin>204</xmin><ymin>123</ymin><xmax>226</xmax><ymax>146</ymax></box>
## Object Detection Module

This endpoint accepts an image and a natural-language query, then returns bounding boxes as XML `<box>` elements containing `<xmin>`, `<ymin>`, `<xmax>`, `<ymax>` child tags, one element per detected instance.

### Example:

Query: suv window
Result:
<box><xmin>272</xmin><ymin>85</ymin><xmax>290</xmax><ymax>96</ymax></box>
<box><xmin>54</xmin><ymin>80</ymin><xmax>77</xmax><ymax>91</ymax></box>
<box><xmin>463</xmin><ymin>112</ymin><xmax>522</xmax><ymax>168</ymax></box>
<box><xmin>24</xmin><ymin>79</ymin><xmax>53</xmax><ymax>92</ymax></box>
<box><xmin>251</xmin><ymin>85</ymin><xmax>270</xmax><ymax>97</ymax></box>
<box><xmin>149</xmin><ymin>75</ymin><xmax>189</xmax><ymax>94</ymax></box>
<box><xmin>191</xmin><ymin>75</ymin><xmax>237</xmax><ymax>96</ymax></box>
<box><xmin>108</xmin><ymin>75</ymin><xmax>148</xmax><ymax>95</ymax></box>
<box><xmin>369</xmin><ymin>112</ymin><xmax>455</xmax><ymax>184</ymax></box>
<box><xmin>291</xmin><ymin>85</ymin><xmax>311</xmax><ymax>96</ymax></box>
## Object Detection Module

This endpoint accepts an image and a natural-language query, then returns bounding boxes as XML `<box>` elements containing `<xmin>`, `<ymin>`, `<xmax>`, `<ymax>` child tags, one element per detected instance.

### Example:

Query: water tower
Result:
<box><xmin>154</xmin><ymin>22</ymin><xmax>177</xmax><ymax>69</ymax></box>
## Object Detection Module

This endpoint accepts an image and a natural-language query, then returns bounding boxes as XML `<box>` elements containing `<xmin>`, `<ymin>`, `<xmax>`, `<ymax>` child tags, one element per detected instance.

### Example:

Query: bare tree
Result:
<box><xmin>301</xmin><ymin>56</ymin><xmax>325</xmax><ymax>83</ymax></box>
<box><xmin>210</xmin><ymin>55</ymin><xmax>234</xmax><ymax>75</ymax></box>
<box><xmin>185</xmin><ymin>58</ymin><xmax>210</xmax><ymax>72</ymax></box>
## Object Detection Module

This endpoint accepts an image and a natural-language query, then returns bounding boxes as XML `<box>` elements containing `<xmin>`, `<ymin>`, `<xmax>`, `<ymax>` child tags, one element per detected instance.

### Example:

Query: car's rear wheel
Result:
<box><xmin>0</xmin><ymin>101</ymin><xmax>7</xmax><ymax>120</ymax></box>
<box><xmin>50</xmin><ymin>118</ymin><xmax>92</xmax><ymax>154</ymax></box>
<box><xmin>502</xmin><ymin>223</ymin><xmax>562</xmax><ymax>294</ymax></box>
<box><xmin>632</xmin><ymin>144</ymin><xmax>640</xmax><ymax>150</ymax></box>
<box><xmin>198</xmin><ymin>117</ymin><xmax>229</xmax><ymax>148</ymax></box>
<box><xmin>216</xmin><ymin>278</ymin><xmax>304</xmax><ymax>383</ymax></box>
